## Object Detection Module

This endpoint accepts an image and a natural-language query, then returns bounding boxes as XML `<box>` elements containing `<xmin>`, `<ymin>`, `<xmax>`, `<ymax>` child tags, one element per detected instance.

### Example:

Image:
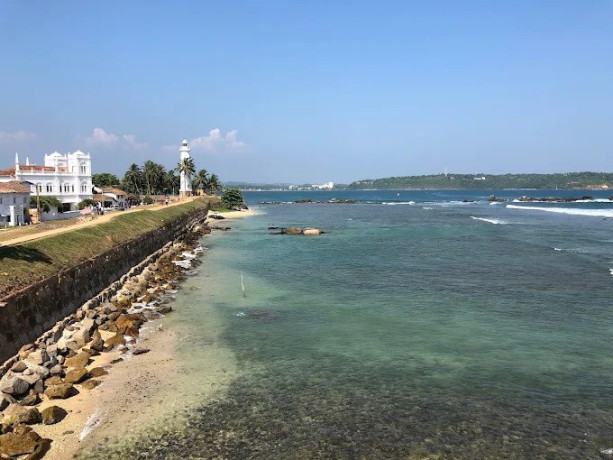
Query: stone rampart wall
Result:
<box><xmin>0</xmin><ymin>206</ymin><xmax>208</xmax><ymax>363</ymax></box>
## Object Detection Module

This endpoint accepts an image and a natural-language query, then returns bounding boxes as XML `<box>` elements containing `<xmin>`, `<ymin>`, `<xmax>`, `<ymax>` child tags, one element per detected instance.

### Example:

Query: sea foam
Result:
<box><xmin>470</xmin><ymin>216</ymin><xmax>507</xmax><ymax>225</ymax></box>
<box><xmin>506</xmin><ymin>205</ymin><xmax>613</xmax><ymax>218</ymax></box>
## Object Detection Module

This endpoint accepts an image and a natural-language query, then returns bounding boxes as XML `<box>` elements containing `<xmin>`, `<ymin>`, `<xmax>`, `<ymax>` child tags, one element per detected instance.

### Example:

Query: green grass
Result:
<box><xmin>0</xmin><ymin>198</ymin><xmax>214</xmax><ymax>298</ymax></box>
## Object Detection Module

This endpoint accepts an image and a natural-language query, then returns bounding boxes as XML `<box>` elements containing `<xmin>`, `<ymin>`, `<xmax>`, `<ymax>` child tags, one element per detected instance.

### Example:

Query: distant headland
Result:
<box><xmin>229</xmin><ymin>172</ymin><xmax>613</xmax><ymax>191</ymax></box>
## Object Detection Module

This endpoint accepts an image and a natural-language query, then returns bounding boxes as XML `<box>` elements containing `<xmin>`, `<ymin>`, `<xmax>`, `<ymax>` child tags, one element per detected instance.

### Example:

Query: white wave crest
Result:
<box><xmin>470</xmin><ymin>216</ymin><xmax>507</xmax><ymax>225</ymax></box>
<box><xmin>506</xmin><ymin>205</ymin><xmax>613</xmax><ymax>218</ymax></box>
<box><xmin>80</xmin><ymin>410</ymin><xmax>103</xmax><ymax>441</ymax></box>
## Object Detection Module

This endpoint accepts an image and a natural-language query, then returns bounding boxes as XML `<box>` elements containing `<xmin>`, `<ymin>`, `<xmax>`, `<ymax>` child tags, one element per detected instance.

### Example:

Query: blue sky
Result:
<box><xmin>0</xmin><ymin>1</ymin><xmax>611</xmax><ymax>184</ymax></box>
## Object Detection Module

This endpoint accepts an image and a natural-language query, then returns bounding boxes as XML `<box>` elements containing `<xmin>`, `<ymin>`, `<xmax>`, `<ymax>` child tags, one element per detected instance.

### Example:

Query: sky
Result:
<box><xmin>0</xmin><ymin>1</ymin><xmax>612</xmax><ymax>184</ymax></box>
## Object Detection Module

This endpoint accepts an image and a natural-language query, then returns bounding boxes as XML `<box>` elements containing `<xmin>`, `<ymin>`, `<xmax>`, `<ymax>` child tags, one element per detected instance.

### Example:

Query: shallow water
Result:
<box><xmin>80</xmin><ymin>190</ymin><xmax>613</xmax><ymax>459</ymax></box>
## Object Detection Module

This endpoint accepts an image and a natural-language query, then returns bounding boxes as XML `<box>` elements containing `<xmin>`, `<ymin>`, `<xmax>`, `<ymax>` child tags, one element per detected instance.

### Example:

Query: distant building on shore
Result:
<box><xmin>179</xmin><ymin>140</ymin><xmax>192</xmax><ymax>197</ymax></box>
<box><xmin>0</xmin><ymin>151</ymin><xmax>93</xmax><ymax>211</ymax></box>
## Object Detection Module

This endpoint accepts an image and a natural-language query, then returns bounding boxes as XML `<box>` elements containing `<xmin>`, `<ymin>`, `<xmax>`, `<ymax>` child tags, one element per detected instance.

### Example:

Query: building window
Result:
<box><xmin>80</xmin><ymin>165</ymin><xmax>87</xmax><ymax>174</ymax></box>
<box><xmin>36</xmin><ymin>183</ymin><xmax>42</xmax><ymax>193</ymax></box>
<box><xmin>13</xmin><ymin>197</ymin><xmax>16</xmax><ymax>204</ymax></box>
<box><xmin>71</xmin><ymin>184</ymin><xmax>75</xmax><ymax>192</ymax></box>
<box><xmin>81</xmin><ymin>182</ymin><xmax>88</xmax><ymax>193</ymax></box>
<box><xmin>23</xmin><ymin>196</ymin><xmax>27</xmax><ymax>204</ymax></box>
<box><xmin>63</xmin><ymin>183</ymin><xmax>70</xmax><ymax>193</ymax></box>
<box><xmin>46</xmin><ymin>183</ymin><xmax>53</xmax><ymax>192</ymax></box>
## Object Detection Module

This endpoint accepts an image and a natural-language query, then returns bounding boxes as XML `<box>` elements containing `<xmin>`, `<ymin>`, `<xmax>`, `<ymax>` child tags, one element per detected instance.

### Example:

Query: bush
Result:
<box><xmin>78</xmin><ymin>198</ymin><xmax>96</xmax><ymax>210</ymax></box>
<box><xmin>30</xmin><ymin>196</ymin><xmax>62</xmax><ymax>213</ymax></box>
<box><xmin>143</xmin><ymin>195</ymin><xmax>154</xmax><ymax>205</ymax></box>
<box><xmin>221</xmin><ymin>188</ymin><xmax>247</xmax><ymax>210</ymax></box>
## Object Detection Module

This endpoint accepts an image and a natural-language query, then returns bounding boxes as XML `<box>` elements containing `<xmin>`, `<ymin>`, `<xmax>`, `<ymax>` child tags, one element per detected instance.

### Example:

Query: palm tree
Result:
<box><xmin>192</xmin><ymin>169</ymin><xmax>208</xmax><ymax>195</ymax></box>
<box><xmin>143</xmin><ymin>161</ymin><xmax>165</xmax><ymax>195</ymax></box>
<box><xmin>177</xmin><ymin>157</ymin><xmax>196</xmax><ymax>196</ymax></box>
<box><xmin>123</xmin><ymin>163</ymin><xmax>142</xmax><ymax>194</ymax></box>
<box><xmin>163</xmin><ymin>169</ymin><xmax>180</xmax><ymax>195</ymax></box>
<box><xmin>207</xmin><ymin>173</ymin><xmax>221</xmax><ymax>195</ymax></box>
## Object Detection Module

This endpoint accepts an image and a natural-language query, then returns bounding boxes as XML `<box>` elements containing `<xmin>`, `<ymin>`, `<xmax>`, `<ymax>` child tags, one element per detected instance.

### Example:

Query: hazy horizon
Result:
<box><xmin>1</xmin><ymin>1</ymin><xmax>611</xmax><ymax>183</ymax></box>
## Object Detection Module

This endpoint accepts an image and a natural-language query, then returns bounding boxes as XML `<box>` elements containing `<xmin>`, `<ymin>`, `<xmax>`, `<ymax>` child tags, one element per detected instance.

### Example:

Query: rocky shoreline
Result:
<box><xmin>0</xmin><ymin>220</ymin><xmax>213</xmax><ymax>459</ymax></box>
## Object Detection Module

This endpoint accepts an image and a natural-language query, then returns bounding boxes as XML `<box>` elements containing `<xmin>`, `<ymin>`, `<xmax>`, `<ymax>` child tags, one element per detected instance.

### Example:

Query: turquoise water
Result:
<box><xmin>93</xmin><ymin>190</ymin><xmax>613</xmax><ymax>458</ymax></box>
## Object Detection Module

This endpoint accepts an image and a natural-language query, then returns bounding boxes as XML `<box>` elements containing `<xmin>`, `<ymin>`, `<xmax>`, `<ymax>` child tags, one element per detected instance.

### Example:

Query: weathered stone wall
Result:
<box><xmin>0</xmin><ymin>206</ymin><xmax>209</xmax><ymax>363</ymax></box>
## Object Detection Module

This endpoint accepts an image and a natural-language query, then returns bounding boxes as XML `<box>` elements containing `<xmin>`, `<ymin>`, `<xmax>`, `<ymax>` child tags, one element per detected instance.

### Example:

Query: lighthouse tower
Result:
<box><xmin>179</xmin><ymin>139</ymin><xmax>192</xmax><ymax>197</ymax></box>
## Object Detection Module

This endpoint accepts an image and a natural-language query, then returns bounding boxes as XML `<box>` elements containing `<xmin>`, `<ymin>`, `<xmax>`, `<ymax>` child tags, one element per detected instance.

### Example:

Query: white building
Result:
<box><xmin>312</xmin><ymin>182</ymin><xmax>334</xmax><ymax>190</ymax></box>
<box><xmin>0</xmin><ymin>151</ymin><xmax>93</xmax><ymax>211</ymax></box>
<box><xmin>179</xmin><ymin>140</ymin><xmax>192</xmax><ymax>197</ymax></box>
<box><xmin>93</xmin><ymin>186</ymin><xmax>127</xmax><ymax>210</ymax></box>
<box><xmin>0</xmin><ymin>181</ymin><xmax>31</xmax><ymax>226</ymax></box>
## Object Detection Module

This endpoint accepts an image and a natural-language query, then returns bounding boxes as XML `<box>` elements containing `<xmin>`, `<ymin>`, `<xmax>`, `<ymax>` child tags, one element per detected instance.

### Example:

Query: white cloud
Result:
<box><xmin>189</xmin><ymin>128</ymin><xmax>248</xmax><ymax>154</ymax></box>
<box><xmin>83</xmin><ymin>128</ymin><xmax>148</xmax><ymax>150</ymax></box>
<box><xmin>0</xmin><ymin>130</ymin><xmax>38</xmax><ymax>143</ymax></box>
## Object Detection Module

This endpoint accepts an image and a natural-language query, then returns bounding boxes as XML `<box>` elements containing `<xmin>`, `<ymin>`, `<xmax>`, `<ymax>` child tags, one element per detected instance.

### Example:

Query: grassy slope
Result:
<box><xmin>0</xmin><ymin>199</ymin><xmax>214</xmax><ymax>298</ymax></box>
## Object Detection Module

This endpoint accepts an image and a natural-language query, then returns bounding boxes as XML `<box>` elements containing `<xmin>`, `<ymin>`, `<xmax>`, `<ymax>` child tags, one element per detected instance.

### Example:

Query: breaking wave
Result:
<box><xmin>506</xmin><ymin>205</ymin><xmax>613</xmax><ymax>218</ymax></box>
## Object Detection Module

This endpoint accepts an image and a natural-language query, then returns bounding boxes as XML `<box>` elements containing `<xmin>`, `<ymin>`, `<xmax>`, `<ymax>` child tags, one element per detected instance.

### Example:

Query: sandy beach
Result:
<box><xmin>26</xmin><ymin>210</ymin><xmax>252</xmax><ymax>460</ymax></box>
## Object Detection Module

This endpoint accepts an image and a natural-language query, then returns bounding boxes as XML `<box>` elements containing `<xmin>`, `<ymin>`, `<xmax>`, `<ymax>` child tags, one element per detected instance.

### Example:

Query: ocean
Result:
<box><xmin>82</xmin><ymin>189</ymin><xmax>613</xmax><ymax>459</ymax></box>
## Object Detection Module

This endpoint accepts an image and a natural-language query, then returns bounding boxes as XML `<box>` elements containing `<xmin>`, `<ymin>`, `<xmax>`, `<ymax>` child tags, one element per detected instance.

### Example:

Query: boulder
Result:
<box><xmin>89</xmin><ymin>332</ymin><xmax>105</xmax><ymax>352</ymax></box>
<box><xmin>115</xmin><ymin>313</ymin><xmax>147</xmax><ymax>337</ymax></box>
<box><xmin>64</xmin><ymin>352</ymin><xmax>90</xmax><ymax>369</ymax></box>
<box><xmin>44</xmin><ymin>383</ymin><xmax>74</xmax><ymax>399</ymax></box>
<box><xmin>41</xmin><ymin>406</ymin><xmax>68</xmax><ymax>425</ymax></box>
<box><xmin>2</xmin><ymin>404</ymin><xmax>42</xmax><ymax>425</ymax></box>
<box><xmin>18</xmin><ymin>390</ymin><xmax>39</xmax><ymax>407</ymax></box>
<box><xmin>23</xmin><ymin>349</ymin><xmax>49</xmax><ymax>367</ymax></box>
<box><xmin>0</xmin><ymin>394</ymin><xmax>15</xmax><ymax>411</ymax></box>
<box><xmin>302</xmin><ymin>228</ymin><xmax>322</xmax><ymax>236</ymax></box>
<box><xmin>0</xmin><ymin>377</ymin><xmax>30</xmax><ymax>396</ymax></box>
<box><xmin>0</xmin><ymin>430</ymin><xmax>40</xmax><ymax>456</ymax></box>
<box><xmin>65</xmin><ymin>368</ymin><xmax>89</xmax><ymax>384</ymax></box>
<box><xmin>81</xmin><ymin>380</ymin><xmax>101</xmax><ymax>391</ymax></box>
<box><xmin>284</xmin><ymin>227</ymin><xmax>303</xmax><ymax>235</ymax></box>
<box><xmin>49</xmin><ymin>364</ymin><xmax>64</xmax><ymax>376</ymax></box>
<box><xmin>105</xmin><ymin>332</ymin><xmax>126</xmax><ymax>349</ymax></box>
<box><xmin>89</xmin><ymin>367</ymin><xmax>108</xmax><ymax>378</ymax></box>
<box><xmin>45</xmin><ymin>376</ymin><xmax>64</xmax><ymax>387</ymax></box>
<box><xmin>10</xmin><ymin>361</ymin><xmax>27</xmax><ymax>373</ymax></box>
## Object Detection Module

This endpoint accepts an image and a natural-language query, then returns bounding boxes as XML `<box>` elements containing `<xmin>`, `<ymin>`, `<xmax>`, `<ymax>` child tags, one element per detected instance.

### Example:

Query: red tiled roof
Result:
<box><xmin>101</xmin><ymin>187</ymin><xmax>126</xmax><ymax>196</ymax></box>
<box><xmin>0</xmin><ymin>181</ymin><xmax>31</xmax><ymax>194</ymax></box>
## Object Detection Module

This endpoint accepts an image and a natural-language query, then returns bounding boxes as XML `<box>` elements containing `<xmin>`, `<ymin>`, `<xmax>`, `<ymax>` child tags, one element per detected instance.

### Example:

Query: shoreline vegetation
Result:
<box><xmin>0</xmin><ymin>208</ymin><xmax>254</xmax><ymax>459</ymax></box>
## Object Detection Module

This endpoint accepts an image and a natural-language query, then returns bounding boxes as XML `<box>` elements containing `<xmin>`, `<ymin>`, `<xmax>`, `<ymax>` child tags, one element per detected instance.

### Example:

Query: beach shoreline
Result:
<box><xmin>1</xmin><ymin>210</ymin><xmax>251</xmax><ymax>460</ymax></box>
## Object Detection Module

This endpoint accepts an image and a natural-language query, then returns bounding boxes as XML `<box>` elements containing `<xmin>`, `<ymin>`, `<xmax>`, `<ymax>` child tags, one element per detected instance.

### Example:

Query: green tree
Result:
<box><xmin>143</xmin><ymin>161</ymin><xmax>165</xmax><ymax>195</ymax></box>
<box><xmin>163</xmin><ymin>169</ymin><xmax>180</xmax><ymax>195</ymax></box>
<box><xmin>77</xmin><ymin>198</ymin><xmax>96</xmax><ymax>210</ymax></box>
<box><xmin>207</xmin><ymin>173</ymin><xmax>221</xmax><ymax>194</ymax></box>
<box><xmin>122</xmin><ymin>163</ymin><xmax>143</xmax><ymax>194</ymax></box>
<box><xmin>192</xmin><ymin>169</ymin><xmax>208</xmax><ymax>194</ymax></box>
<box><xmin>92</xmin><ymin>173</ymin><xmax>120</xmax><ymax>187</ymax></box>
<box><xmin>30</xmin><ymin>196</ymin><xmax>61</xmax><ymax>213</ymax></box>
<box><xmin>221</xmin><ymin>188</ymin><xmax>246</xmax><ymax>210</ymax></box>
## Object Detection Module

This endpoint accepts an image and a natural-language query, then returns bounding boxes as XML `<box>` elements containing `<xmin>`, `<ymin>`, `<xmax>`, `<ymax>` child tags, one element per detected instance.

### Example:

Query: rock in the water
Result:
<box><xmin>44</xmin><ymin>383</ymin><xmax>74</xmax><ymax>399</ymax></box>
<box><xmin>65</xmin><ymin>368</ymin><xmax>89</xmax><ymax>384</ymax></box>
<box><xmin>89</xmin><ymin>367</ymin><xmax>108</xmax><ymax>378</ymax></box>
<box><xmin>302</xmin><ymin>228</ymin><xmax>322</xmax><ymax>236</ymax></box>
<box><xmin>64</xmin><ymin>351</ymin><xmax>90</xmax><ymax>369</ymax></box>
<box><xmin>2</xmin><ymin>404</ymin><xmax>42</xmax><ymax>425</ymax></box>
<box><xmin>158</xmin><ymin>305</ymin><xmax>173</xmax><ymax>315</ymax></box>
<box><xmin>0</xmin><ymin>376</ymin><xmax>30</xmax><ymax>396</ymax></box>
<box><xmin>41</xmin><ymin>406</ymin><xmax>68</xmax><ymax>425</ymax></box>
<box><xmin>284</xmin><ymin>227</ymin><xmax>303</xmax><ymax>235</ymax></box>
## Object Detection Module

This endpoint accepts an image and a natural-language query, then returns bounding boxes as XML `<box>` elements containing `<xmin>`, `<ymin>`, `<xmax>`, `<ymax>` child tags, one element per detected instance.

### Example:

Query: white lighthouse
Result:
<box><xmin>179</xmin><ymin>139</ymin><xmax>192</xmax><ymax>197</ymax></box>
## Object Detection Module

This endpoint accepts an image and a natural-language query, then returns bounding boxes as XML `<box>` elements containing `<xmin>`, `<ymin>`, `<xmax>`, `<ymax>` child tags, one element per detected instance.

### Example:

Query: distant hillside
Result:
<box><xmin>348</xmin><ymin>173</ymin><xmax>613</xmax><ymax>190</ymax></box>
